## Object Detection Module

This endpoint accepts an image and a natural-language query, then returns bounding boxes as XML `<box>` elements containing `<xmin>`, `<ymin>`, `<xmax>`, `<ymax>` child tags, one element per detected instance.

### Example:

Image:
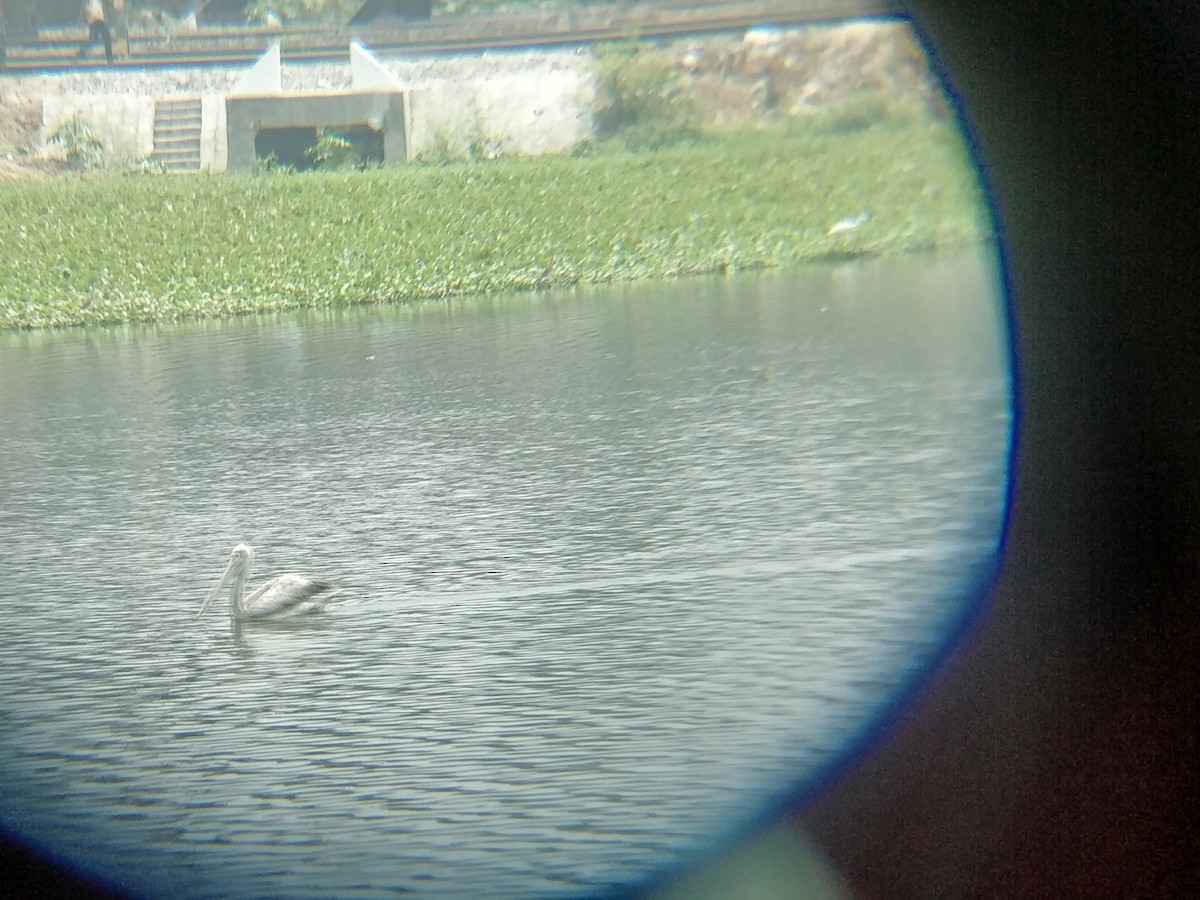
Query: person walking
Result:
<box><xmin>76</xmin><ymin>0</ymin><xmax>114</xmax><ymax>64</ymax></box>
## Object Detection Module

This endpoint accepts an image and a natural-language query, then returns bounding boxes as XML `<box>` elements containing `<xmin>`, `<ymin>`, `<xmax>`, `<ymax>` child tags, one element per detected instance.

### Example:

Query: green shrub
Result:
<box><xmin>415</xmin><ymin>124</ymin><xmax>506</xmax><ymax>165</ymax></box>
<box><xmin>592</xmin><ymin>42</ymin><xmax>702</xmax><ymax>149</ymax></box>
<box><xmin>804</xmin><ymin>91</ymin><xmax>926</xmax><ymax>136</ymax></box>
<box><xmin>255</xmin><ymin>151</ymin><xmax>291</xmax><ymax>175</ymax></box>
<box><xmin>414</xmin><ymin>130</ymin><xmax>461</xmax><ymax>166</ymax></box>
<box><xmin>306</xmin><ymin>129</ymin><xmax>358</xmax><ymax>169</ymax></box>
<box><xmin>466</xmin><ymin>132</ymin><xmax>504</xmax><ymax>162</ymax></box>
<box><xmin>46</xmin><ymin>115</ymin><xmax>107</xmax><ymax>171</ymax></box>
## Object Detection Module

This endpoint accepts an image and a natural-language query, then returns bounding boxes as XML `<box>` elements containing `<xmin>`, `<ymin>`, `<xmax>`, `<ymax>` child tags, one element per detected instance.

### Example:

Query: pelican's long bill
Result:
<box><xmin>197</xmin><ymin>554</ymin><xmax>239</xmax><ymax>619</ymax></box>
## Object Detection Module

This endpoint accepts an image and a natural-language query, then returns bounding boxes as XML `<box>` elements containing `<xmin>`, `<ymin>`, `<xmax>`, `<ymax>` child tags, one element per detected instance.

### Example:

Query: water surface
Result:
<box><xmin>0</xmin><ymin>250</ymin><xmax>1009</xmax><ymax>898</ymax></box>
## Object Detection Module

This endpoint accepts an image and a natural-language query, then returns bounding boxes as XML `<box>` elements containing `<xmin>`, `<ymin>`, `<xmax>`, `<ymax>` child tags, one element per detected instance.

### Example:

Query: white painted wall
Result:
<box><xmin>35</xmin><ymin>49</ymin><xmax>597</xmax><ymax>170</ymax></box>
<box><xmin>42</xmin><ymin>94</ymin><xmax>156</xmax><ymax>161</ymax></box>
<box><xmin>391</xmin><ymin>52</ymin><xmax>595</xmax><ymax>158</ymax></box>
<box><xmin>200</xmin><ymin>93</ymin><xmax>227</xmax><ymax>171</ymax></box>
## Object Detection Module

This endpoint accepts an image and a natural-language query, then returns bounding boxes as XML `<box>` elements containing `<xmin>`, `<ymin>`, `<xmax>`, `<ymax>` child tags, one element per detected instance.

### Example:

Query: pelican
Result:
<box><xmin>197</xmin><ymin>543</ymin><xmax>335</xmax><ymax>621</ymax></box>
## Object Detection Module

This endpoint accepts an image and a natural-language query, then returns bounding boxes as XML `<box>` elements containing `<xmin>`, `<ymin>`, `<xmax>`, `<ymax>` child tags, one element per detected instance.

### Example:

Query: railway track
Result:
<box><xmin>1</xmin><ymin>0</ymin><xmax>902</xmax><ymax>73</ymax></box>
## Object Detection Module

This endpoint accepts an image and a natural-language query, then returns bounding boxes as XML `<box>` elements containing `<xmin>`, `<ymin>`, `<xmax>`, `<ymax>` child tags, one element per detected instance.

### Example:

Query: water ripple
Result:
<box><xmin>0</xmin><ymin>252</ymin><xmax>1009</xmax><ymax>898</ymax></box>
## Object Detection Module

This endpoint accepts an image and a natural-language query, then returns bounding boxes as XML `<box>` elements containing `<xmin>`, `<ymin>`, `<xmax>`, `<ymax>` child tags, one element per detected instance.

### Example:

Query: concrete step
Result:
<box><xmin>155</xmin><ymin>115</ymin><xmax>202</xmax><ymax>127</ymax></box>
<box><xmin>154</xmin><ymin>137</ymin><xmax>200</xmax><ymax>151</ymax></box>
<box><xmin>156</xmin><ymin>154</ymin><xmax>201</xmax><ymax>169</ymax></box>
<box><xmin>155</xmin><ymin>149</ymin><xmax>201</xmax><ymax>163</ymax></box>
<box><xmin>155</xmin><ymin>113</ymin><xmax>202</xmax><ymax>125</ymax></box>
<box><xmin>152</xmin><ymin>97</ymin><xmax>204</xmax><ymax>172</ymax></box>
<box><xmin>153</xmin><ymin>127</ymin><xmax>200</xmax><ymax>141</ymax></box>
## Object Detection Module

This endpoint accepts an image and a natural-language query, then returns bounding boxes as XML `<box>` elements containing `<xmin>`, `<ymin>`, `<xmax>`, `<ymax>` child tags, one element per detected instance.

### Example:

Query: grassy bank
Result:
<box><xmin>0</xmin><ymin>116</ymin><xmax>990</xmax><ymax>330</ymax></box>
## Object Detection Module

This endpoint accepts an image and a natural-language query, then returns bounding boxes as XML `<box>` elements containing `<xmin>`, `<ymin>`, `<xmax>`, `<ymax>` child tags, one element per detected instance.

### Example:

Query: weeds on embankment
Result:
<box><xmin>0</xmin><ymin>110</ymin><xmax>989</xmax><ymax>330</ymax></box>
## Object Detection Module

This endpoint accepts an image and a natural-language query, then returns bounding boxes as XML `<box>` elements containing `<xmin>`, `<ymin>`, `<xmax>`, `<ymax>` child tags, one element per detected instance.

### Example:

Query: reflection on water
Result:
<box><xmin>0</xmin><ymin>250</ymin><xmax>1009</xmax><ymax>898</ymax></box>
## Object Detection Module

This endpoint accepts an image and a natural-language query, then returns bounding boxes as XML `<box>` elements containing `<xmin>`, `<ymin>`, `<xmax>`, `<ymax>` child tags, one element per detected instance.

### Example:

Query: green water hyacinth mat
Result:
<box><xmin>0</xmin><ymin>122</ymin><xmax>990</xmax><ymax>330</ymax></box>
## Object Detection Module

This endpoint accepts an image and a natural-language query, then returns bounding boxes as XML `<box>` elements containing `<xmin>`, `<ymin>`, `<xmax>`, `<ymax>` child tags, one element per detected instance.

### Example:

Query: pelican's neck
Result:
<box><xmin>229</xmin><ymin>558</ymin><xmax>252</xmax><ymax>617</ymax></box>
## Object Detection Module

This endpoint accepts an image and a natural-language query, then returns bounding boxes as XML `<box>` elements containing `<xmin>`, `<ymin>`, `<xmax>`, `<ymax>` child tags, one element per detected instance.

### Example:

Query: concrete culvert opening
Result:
<box><xmin>255</xmin><ymin>124</ymin><xmax>385</xmax><ymax>171</ymax></box>
<box><xmin>255</xmin><ymin>127</ymin><xmax>317</xmax><ymax>170</ymax></box>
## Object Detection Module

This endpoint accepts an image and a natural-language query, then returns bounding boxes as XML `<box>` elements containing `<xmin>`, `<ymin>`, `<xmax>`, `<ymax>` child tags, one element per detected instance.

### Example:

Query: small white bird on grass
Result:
<box><xmin>827</xmin><ymin>212</ymin><xmax>873</xmax><ymax>235</ymax></box>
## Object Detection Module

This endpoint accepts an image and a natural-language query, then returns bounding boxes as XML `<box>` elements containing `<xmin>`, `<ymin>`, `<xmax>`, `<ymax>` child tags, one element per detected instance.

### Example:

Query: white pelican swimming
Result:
<box><xmin>197</xmin><ymin>543</ymin><xmax>335</xmax><ymax>621</ymax></box>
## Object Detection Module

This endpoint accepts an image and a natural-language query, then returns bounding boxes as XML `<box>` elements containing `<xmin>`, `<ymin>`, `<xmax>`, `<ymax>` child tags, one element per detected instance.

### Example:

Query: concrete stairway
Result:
<box><xmin>153</xmin><ymin>97</ymin><xmax>203</xmax><ymax>172</ymax></box>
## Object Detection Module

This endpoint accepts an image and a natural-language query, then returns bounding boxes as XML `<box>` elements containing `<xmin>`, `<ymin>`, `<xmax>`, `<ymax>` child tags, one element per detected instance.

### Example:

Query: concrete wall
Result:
<box><xmin>392</xmin><ymin>53</ymin><xmax>594</xmax><ymax>159</ymax></box>
<box><xmin>225</xmin><ymin>90</ymin><xmax>408</xmax><ymax>171</ymax></box>
<box><xmin>30</xmin><ymin>48</ymin><xmax>596</xmax><ymax>170</ymax></box>
<box><xmin>42</xmin><ymin>94</ymin><xmax>155</xmax><ymax>161</ymax></box>
<box><xmin>200</xmin><ymin>93</ymin><xmax>227</xmax><ymax>171</ymax></box>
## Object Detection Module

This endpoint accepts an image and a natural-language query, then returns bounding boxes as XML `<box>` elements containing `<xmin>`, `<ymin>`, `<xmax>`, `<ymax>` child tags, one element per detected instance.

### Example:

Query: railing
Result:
<box><xmin>1</xmin><ymin>0</ymin><xmax>902</xmax><ymax>72</ymax></box>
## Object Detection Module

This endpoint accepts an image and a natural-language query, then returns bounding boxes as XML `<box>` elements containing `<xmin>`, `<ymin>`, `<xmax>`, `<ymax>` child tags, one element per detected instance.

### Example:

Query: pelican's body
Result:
<box><xmin>197</xmin><ymin>543</ymin><xmax>335</xmax><ymax>621</ymax></box>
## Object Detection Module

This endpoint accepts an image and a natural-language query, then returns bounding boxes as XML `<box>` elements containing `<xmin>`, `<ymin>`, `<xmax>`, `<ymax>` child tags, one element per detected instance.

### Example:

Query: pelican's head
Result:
<box><xmin>196</xmin><ymin>543</ymin><xmax>255</xmax><ymax>619</ymax></box>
